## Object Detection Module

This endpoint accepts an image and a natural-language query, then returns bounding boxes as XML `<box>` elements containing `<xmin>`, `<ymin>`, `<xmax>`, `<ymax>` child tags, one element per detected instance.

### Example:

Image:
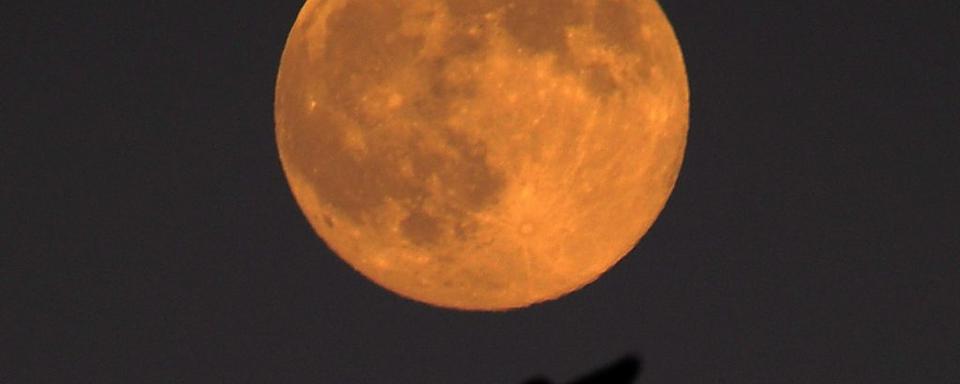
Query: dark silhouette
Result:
<box><xmin>522</xmin><ymin>355</ymin><xmax>643</xmax><ymax>384</ymax></box>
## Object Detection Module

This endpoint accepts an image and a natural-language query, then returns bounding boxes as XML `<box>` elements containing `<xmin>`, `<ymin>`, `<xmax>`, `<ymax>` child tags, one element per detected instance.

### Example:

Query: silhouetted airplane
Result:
<box><xmin>522</xmin><ymin>355</ymin><xmax>642</xmax><ymax>384</ymax></box>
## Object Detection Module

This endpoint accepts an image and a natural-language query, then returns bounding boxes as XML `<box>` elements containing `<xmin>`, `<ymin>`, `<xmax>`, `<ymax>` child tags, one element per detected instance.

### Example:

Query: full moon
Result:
<box><xmin>275</xmin><ymin>0</ymin><xmax>688</xmax><ymax>310</ymax></box>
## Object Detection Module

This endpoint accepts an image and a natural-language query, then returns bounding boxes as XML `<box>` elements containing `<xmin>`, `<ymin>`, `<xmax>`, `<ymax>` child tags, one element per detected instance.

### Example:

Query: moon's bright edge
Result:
<box><xmin>275</xmin><ymin>0</ymin><xmax>688</xmax><ymax>310</ymax></box>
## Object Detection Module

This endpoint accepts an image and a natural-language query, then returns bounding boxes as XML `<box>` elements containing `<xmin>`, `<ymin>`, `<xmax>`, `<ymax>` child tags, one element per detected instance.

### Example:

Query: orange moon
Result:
<box><xmin>275</xmin><ymin>0</ymin><xmax>688</xmax><ymax>310</ymax></box>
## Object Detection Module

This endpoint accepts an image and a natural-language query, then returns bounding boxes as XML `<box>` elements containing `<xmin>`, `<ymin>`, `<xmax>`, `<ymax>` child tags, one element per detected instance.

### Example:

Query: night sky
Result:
<box><xmin>5</xmin><ymin>0</ymin><xmax>959</xmax><ymax>383</ymax></box>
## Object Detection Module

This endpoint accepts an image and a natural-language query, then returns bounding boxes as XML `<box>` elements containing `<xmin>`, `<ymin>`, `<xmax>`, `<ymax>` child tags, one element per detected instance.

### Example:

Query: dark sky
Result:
<box><xmin>5</xmin><ymin>0</ymin><xmax>959</xmax><ymax>383</ymax></box>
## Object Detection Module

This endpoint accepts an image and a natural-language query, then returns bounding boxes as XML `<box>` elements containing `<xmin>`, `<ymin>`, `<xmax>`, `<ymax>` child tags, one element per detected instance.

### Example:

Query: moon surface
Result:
<box><xmin>275</xmin><ymin>0</ymin><xmax>688</xmax><ymax>310</ymax></box>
